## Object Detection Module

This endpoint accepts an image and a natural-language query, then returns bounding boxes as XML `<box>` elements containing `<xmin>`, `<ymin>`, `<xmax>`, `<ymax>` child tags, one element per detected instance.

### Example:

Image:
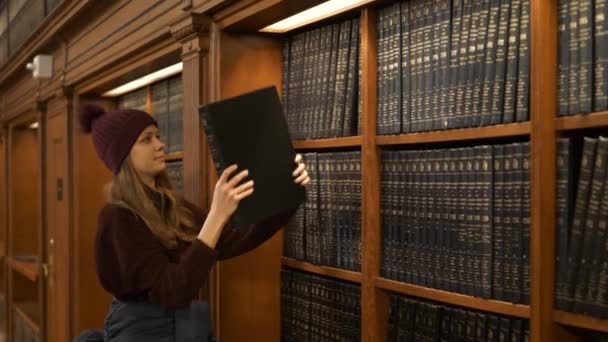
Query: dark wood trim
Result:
<box><xmin>213</xmin><ymin>0</ymin><xmax>326</xmax><ymax>31</ymax></box>
<box><xmin>281</xmin><ymin>257</ymin><xmax>362</xmax><ymax>283</ymax></box>
<box><xmin>554</xmin><ymin>311</ymin><xmax>608</xmax><ymax>333</ymax></box>
<box><xmin>377</xmin><ymin>123</ymin><xmax>531</xmax><ymax>145</ymax></box>
<box><xmin>556</xmin><ymin>111</ymin><xmax>608</xmax><ymax>130</ymax></box>
<box><xmin>376</xmin><ymin>278</ymin><xmax>531</xmax><ymax>319</ymax></box>
<box><xmin>530</xmin><ymin>0</ymin><xmax>558</xmax><ymax>341</ymax></box>
<box><xmin>292</xmin><ymin>136</ymin><xmax>362</xmax><ymax>149</ymax></box>
<box><xmin>73</xmin><ymin>36</ymin><xmax>181</xmax><ymax>96</ymax></box>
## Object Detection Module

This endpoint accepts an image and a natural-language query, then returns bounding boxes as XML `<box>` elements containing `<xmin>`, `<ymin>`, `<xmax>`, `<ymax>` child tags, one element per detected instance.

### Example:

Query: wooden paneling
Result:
<box><xmin>214</xmin><ymin>0</ymin><xmax>325</xmax><ymax>31</ymax></box>
<box><xmin>9</xmin><ymin>125</ymin><xmax>40</xmax><ymax>257</ymax></box>
<box><xmin>71</xmin><ymin>98</ymin><xmax>113</xmax><ymax>335</ymax></box>
<box><xmin>216</xmin><ymin>31</ymin><xmax>283</xmax><ymax>342</ymax></box>
<box><xmin>45</xmin><ymin>104</ymin><xmax>70</xmax><ymax>342</ymax></box>
<box><xmin>66</xmin><ymin>0</ymin><xmax>186</xmax><ymax>86</ymax></box>
<box><xmin>0</xmin><ymin>136</ymin><xmax>5</xmax><ymax>256</ymax></box>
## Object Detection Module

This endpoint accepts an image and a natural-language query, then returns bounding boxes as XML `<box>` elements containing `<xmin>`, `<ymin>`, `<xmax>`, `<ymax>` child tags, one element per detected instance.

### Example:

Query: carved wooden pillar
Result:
<box><xmin>171</xmin><ymin>14</ymin><xmax>214</xmax><ymax>208</ymax></box>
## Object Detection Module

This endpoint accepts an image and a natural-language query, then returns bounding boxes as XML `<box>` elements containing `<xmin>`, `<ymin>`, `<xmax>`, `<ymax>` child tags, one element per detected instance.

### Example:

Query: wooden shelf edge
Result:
<box><xmin>556</xmin><ymin>111</ymin><xmax>608</xmax><ymax>130</ymax></box>
<box><xmin>166</xmin><ymin>151</ymin><xmax>183</xmax><ymax>161</ymax></box>
<box><xmin>292</xmin><ymin>136</ymin><xmax>362</xmax><ymax>149</ymax></box>
<box><xmin>376</xmin><ymin>122</ymin><xmax>531</xmax><ymax>146</ymax></box>
<box><xmin>14</xmin><ymin>303</ymin><xmax>40</xmax><ymax>334</ymax></box>
<box><xmin>281</xmin><ymin>257</ymin><xmax>362</xmax><ymax>283</ymax></box>
<box><xmin>554</xmin><ymin>310</ymin><xmax>608</xmax><ymax>333</ymax></box>
<box><xmin>375</xmin><ymin>277</ymin><xmax>530</xmax><ymax>319</ymax></box>
<box><xmin>8</xmin><ymin>258</ymin><xmax>38</xmax><ymax>282</ymax></box>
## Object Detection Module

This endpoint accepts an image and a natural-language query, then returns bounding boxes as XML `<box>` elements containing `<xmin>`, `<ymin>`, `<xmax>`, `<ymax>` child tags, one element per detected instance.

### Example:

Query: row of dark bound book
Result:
<box><xmin>282</xmin><ymin>17</ymin><xmax>362</xmax><ymax>140</ymax></box>
<box><xmin>377</xmin><ymin>0</ymin><xmax>530</xmax><ymax>134</ymax></box>
<box><xmin>284</xmin><ymin>151</ymin><xmax>362</xmax><ymax>272</ymax></box>
<box><xmin>381</xmin><ymin>142</ymin><xmax>531</xmax><ymax>305</ymax></box>
<box><xmin>281</xmin><ymin>267</ymin><xmax>360</xmax><ymax>342</ymax></box>
<box><xmin>558</xmin><ymin>0</ymin><xmax>608</xmax><ymax>116</ymax></box>
<box><xmin>388</xmin><ymin>293</ymin><xmax>530</xmax><ymax>341</ymax></box>
<box><xmin>555</xmin><ymin>136</ymin><xmax>608</xmax><ymax>318</ymax></box>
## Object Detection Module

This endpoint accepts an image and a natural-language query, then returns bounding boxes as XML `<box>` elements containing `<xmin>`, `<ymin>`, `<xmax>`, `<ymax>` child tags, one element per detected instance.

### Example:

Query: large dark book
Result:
<box><xmin>198</xmin><ymin>86</ymin><xmax>305</xmax><ymax>226</ymax></box>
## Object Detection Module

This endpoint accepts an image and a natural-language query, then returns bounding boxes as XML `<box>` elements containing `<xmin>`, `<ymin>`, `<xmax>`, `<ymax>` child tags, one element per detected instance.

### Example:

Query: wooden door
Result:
<box><xmin>45</xmin><ymin>112</ymin><xmax>70</xmax><ymax>342</ymax></box>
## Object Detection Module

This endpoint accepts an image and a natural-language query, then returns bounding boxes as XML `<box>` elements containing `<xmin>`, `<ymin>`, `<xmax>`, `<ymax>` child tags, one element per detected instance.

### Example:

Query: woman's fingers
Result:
<box><xmin>294</xmin><ymin>154</ymin><xmax>302</xmax><ymax>164</ymax></box>
<box><xmin>233</xmin><ymin>180</ymin><xmax>254</xmax><ymax>194</ymax></box>
<box><xmin>294</xmin><ymin>170</ymin><xmax>309</xmax><ymax>184</ymax></box>
<box><xmin>227</xmin><ymin>169</ymin><xmax>250</xmax><ymax>188</ymax></box>
<box><xmin>219</xmin><ymin>164</ymin><xmax>239</xmax><ymax>184</ymax></box>
<box><xmin>235</xmin><ymin>188</ymin><xmax>254</xmax><ymax>201</ymax></box>
<box><xmin>292</xmin><ymin>162</ymin><xmax>305</xmax><ymax>176</ymax></box>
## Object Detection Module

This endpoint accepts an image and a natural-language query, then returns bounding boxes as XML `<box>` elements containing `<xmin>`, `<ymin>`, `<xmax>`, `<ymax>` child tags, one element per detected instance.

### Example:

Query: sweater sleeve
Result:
<box><xmin>95</xmin><ymin>205</ymin><xmax>218</xmax><ymax>310</ymax></box>
<box><xmin>182</xmin><ymin>200</ymin><xmax>296</xmax><ymax>260</ymax></box>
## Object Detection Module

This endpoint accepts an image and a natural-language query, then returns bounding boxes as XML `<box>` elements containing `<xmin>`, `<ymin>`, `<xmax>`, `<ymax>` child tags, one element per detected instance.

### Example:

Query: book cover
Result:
<box><xmin>198</xmin><ymin>86</ymin><xmax>305</xmax><ymax>226</ymax></box>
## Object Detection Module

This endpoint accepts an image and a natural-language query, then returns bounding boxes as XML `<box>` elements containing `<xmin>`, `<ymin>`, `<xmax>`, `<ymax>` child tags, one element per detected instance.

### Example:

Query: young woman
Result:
<box><xmin>76</xmin><ymin>104</ymin><xmax>309</xmax><ymax>342</ymax></box>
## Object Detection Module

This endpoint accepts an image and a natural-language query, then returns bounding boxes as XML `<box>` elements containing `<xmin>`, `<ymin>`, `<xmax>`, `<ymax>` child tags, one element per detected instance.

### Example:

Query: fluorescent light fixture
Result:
<box><xmin>260</xmin><ymin>0</ymin><xmax>374</xmax><ymax>33</ymax></box>
<box><xmin>102</xmin><ymin>62</ymin><xmax>183</xmax><ymax>97</ymax></box>
<box><xmin>29</xmin><ymin>122</ymin><xmax>39</xmax><ymax>129</ymax></box>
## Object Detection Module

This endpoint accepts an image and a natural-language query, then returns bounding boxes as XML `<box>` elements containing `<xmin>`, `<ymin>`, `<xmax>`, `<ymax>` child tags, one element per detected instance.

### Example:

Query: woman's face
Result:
<box><xmin>129</xmin><ymin>125</ymin><xmax>167</xmax><ymax>178</ymax></box>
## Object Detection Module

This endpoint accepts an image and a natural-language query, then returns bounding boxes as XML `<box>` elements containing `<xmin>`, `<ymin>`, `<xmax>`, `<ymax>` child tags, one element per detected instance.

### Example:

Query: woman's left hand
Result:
<box><xmin>292</xmin><ymin>154</ymin><xmax>310</xmax><ymax>186</ymax></box>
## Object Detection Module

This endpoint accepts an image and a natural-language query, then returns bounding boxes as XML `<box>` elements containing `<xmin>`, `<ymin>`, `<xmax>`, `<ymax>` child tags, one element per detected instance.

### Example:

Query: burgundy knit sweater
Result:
<box><xmin>95</xmin><ymin>191</ymin><xmax>293</xmax><ymax>310</ymax></box>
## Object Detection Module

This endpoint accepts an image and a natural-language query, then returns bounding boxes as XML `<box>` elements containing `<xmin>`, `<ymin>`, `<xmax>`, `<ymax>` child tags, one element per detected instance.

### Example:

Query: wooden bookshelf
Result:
<box><xmin>376</xmin><ymin>122</ymin><xmax>531</xmax><ymax>146</ymax></box>
<box><xmin>556</xmin><ymin>111</ymin><xmax>608</xmax><ymax>131</ymax></box>
<box><xmin>14</xmin><ymin>301</ymin><xmax>40</xmax><ymax>335</ymax></box>
<box><xmin>292</xmin><ymin>136</ymin><xmax>363</xmax><ymax>149</ymax></box>
<box><xmin>281</xmin><ymin>257</ymin><xmax>362</xmax><ymax>284</ymax></box>
<box><xmin>165</xmin><ymin>151</ymin><xmax>183</xmax><ymax>162</ymax></box>
<box><xmin>8</xmin><ymin>259</ymin><xmax>38</xmax><ymax>283</ymax></box>
<box><xmin>376</xmin><ymin>278</ymin><xmax>531</xmax><ymax>319</ymax></box>
<box><xmin>554</xmin><ymin>310</ymin><xmax>608</xmax><ymax>333</ymax></box>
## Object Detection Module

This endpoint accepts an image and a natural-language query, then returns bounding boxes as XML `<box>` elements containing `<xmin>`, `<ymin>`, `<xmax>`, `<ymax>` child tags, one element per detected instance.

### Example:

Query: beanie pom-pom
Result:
<box><xmin>78</xmin><ymin>104</ymin><xmax>105</xmax><ymax>133</ymax></box>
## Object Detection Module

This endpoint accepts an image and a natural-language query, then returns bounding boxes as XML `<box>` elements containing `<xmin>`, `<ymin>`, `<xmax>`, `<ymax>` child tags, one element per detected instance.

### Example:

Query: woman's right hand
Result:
<box><xmin>198</xmin><ymin>165</ymin><xmax>254</xmax><ymax>248</ymax></box>
<box><xmin>209</xmin><ymin>164</ymin><xmax>254</xmax><ymax>224</ymax></box>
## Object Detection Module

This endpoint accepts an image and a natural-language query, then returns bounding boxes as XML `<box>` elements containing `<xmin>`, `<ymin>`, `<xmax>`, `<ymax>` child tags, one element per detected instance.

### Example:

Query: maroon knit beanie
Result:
<box><xmin>78</xmin><ymin>104</ymin><xmax>157</xmax><ymax>174</ymax></box>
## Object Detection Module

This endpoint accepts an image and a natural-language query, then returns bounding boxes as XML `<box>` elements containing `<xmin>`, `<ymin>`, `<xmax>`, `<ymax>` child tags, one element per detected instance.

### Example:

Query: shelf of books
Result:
<box><xmin>556</xmin><ymin>111</ymin><xmax>608</xmax><ymax>131</ymax></box>
<box><xmin>293</xmin><ymin>136</ymin><xmax>363</xmax><ymax>149</ymax></box>
<box><xmin>376</xmin><ymin>277</ymin><xmax>530</xmax><ymax>318</ymax></box>
<box><xmin>282</xmin><ymin>257</ymin><xmax>363</xmax><ymax>283</ymax></box>
<box><xmin>213</xmin><ymin>0</ymin><xmax>608</xmax><ymax>339</ymax></box>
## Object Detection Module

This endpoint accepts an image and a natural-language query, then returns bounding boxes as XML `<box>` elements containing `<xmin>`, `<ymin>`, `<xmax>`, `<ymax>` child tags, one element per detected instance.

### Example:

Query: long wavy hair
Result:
<box><xmin>105</xmin><ymin>158</ymin><xmax>197</xmax><ymax>249</ymax></box>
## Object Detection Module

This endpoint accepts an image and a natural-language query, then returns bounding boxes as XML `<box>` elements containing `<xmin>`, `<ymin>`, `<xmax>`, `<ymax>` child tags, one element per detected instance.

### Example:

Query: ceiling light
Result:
<box><xmin>260</xmin><ymin>0</ymin><xmax>374</xmax><ymax>33</ymax></box>
<box><xmin>28</xmin><ymin>122</ymin><xmax>39</xmax><ymax>129</ymax></box>
<box><xmin>102</xmin><ymin>62</ymin><xmax>183</xmax><ymax>97</ymax></box>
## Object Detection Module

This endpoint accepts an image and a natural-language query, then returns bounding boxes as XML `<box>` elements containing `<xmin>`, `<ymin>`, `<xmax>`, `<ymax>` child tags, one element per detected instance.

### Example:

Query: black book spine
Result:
<box><xmin>594</xmin><ymin>0</ymin><xmax>608</xmax><ymax>112</ymax></box>
<box><xmin>558</xmin><ymin>0</ymin><xmax>570</xmax><ymax>116</ymax></box>
<box><xmin>515</xmin><ymin>0</ymin><xmax>530</xmax><ymax>122</ymax></box>
<box><xmin>578</xmin><ymin>0</ymin><xmax>593</xmax><ymax>113</ymax></box>
<box><xmin>574</xmin><ymin>136</ymin><xmax>608</xmax><ymax>314</ymax></box>
<box><xmin>564</xmin><ymin>137</ymin><xmax>598</xmax><ymax>309</ymax></box>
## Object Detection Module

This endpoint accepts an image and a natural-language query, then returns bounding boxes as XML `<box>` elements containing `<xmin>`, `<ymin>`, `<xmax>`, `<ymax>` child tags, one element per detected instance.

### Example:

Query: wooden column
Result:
<box><xmin>529</xmin><ymin>0</ymin><xmax>558</xmax><ymax>341</ymax></box>
<box><xmin>42</xmin><ymin>88</ymin><xmax>73</xmax><ymax>342</ymax></box>
<box><xmin>171</xmin><ymin>14</ymin><xmax>214</xmax><ymax>208</ymax></box>
<box><xmin>361</xmin><ymin>7</ymin><xmax>387</xmax><ymax>342</ymax></box>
